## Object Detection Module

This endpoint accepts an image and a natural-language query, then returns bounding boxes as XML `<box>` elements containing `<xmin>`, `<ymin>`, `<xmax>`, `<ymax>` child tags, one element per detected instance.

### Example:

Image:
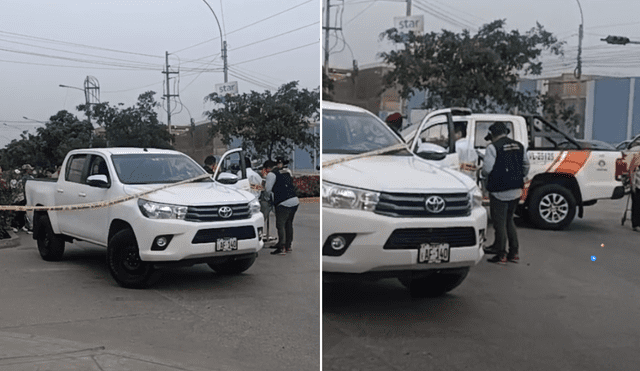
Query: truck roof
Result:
<box><xmin>67</xmin><ymin>147</ymin><xmax>182</xmax><ymax>156</ymax></box>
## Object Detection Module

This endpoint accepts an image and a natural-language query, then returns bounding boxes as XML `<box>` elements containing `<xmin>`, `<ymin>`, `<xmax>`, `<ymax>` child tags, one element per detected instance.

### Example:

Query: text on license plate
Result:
<box><xmin>216</xmin><ymin>237</ymin><xmax>238</xmax><ymax>252</ymax></box>
<box><xmin>418</xmin><ymin>243</ymin><xmax>449</xmax><ymax>263</ymax></box>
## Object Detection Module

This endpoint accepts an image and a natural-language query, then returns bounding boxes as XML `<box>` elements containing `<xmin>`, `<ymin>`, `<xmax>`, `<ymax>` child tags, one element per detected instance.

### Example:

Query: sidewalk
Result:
<box><xmin>0</xmin><ymin>331</ymin><xmax>212</xmax><ymax>371</ymax></box>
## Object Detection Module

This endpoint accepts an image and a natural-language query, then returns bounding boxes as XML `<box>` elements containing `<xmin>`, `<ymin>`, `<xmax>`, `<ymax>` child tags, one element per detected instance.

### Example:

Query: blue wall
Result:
<box><xmin>593</xmin><ymin>78</ymin><xmax>630</xmax><ymax>144</ymax></box>
<box><xmin>633</xmin><ymin>78</ymin><xmax>640</xmax><ymax>138</ymax></box>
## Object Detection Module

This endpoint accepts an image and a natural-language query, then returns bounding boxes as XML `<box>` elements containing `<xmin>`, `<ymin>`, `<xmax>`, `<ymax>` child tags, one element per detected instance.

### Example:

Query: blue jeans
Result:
<box><xmin>489</xmin><ymin>195</ymin><xmax>520</xmax><ymax>257</ymax></box>
<box><xmin>275</xmin><ymin>204</ymin><xmax>298</xmax><ymax>249</ymax></box>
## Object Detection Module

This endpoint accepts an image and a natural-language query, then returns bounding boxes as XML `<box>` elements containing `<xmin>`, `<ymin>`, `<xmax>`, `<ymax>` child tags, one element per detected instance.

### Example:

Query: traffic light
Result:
<box><xmin>602</xmin><ymin>35</ymin><xmax>630</xmax><ymax>45</ymax></box>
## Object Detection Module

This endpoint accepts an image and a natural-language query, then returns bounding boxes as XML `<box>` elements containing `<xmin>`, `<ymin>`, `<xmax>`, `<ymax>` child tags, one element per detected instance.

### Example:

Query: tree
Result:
<box><xmin>379</xmin><ymin>20</ymin><xmax>565</xmax><ymax>113</ymax></box>
<box><xmin>0</xmin><ymin>111</ymin><xmax>93</xmax><ymax>170</ymax></box>
<box><xmin>204</xmin><ymin>81</ymin><xmax>320</xmax><ymax>161</ymax></box>
<box><xmin>82</xmin><ymin>91</ymin><xmax>173</xmax><ymax>149</ymax></box>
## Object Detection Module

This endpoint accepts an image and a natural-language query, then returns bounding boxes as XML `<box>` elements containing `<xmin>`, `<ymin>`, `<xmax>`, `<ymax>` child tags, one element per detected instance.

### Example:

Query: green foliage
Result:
<box><xmin>81</xmin><ymin>91</ymin><xmax>173</xmax><ymax>149</ymax></box>
<box><xmin>379</xmin><ymin>19</ymin><xmax>565</xmax><ymax>112</ymax></box>
<box><xmin>204</xmin><ymin>81</ymin><xmax>319</xmax><ymax>161</ymax></box>
<box><xmin>0</xmin><ymin>111</ymin><xmax>93</xmax><ymax>170</ymax></box>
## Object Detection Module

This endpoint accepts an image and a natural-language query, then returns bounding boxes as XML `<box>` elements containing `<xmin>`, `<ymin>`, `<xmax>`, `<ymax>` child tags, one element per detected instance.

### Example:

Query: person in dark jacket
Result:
<box><xmin>482</xmin><ymin>122</ymin><xmax>530</xmax><ymax>264</ymax></box>
<box><xmin>264</xmin><ymin>160</ymin><xmax>299</xmax><ymax>255</ymax></box>
<box><xmin>203</xmin><ymin>155</ymin><xmax>217</xmax><ymax>174</ymax></box>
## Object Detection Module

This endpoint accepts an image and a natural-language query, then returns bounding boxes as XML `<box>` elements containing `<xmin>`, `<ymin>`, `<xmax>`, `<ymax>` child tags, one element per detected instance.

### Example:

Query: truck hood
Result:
<box><xmin>122</xmin><ymin>182</ymin><xmax>254</xmax><ymax>205</ymax></box>
<box><xmin>323</xmin><ymin>154</ymin><xmax>475</xmax><ymax>193</ymax></box>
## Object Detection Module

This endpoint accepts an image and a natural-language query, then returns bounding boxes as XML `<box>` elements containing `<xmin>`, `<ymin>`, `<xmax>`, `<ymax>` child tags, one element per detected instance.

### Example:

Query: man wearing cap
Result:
<box><xmin>482</xmin><ymin>122</ymin><xmax>530</xmax><ymax>264</ymax></box>
<box><xmin>385</xmin><ymin>112</ymin><xmax>403</xmax><ymax>137</ymax></box>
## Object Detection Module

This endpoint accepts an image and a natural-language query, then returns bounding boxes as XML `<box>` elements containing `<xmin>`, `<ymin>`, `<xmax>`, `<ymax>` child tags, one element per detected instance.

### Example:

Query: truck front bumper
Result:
<box><xmin>322</xmin><ymin>206</ymin><xmax>487</xmax><ymax>275</ymax></box>
<box><xmin>132</xmin><ymin>212</ymin><xmax>264</xmax><ymax>262</ymax></box>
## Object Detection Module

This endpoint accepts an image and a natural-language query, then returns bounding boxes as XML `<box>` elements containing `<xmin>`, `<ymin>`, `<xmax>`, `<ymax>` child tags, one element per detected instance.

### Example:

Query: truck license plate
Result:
<box><xmin>216</xmin><ymin>237</ymin><xmax>238</xmax><ymax>252</ymax></box>
<box><xmin>419</xmin><ymin>243</ymin><xmax>449</xmax><ymax>263</ymax></box>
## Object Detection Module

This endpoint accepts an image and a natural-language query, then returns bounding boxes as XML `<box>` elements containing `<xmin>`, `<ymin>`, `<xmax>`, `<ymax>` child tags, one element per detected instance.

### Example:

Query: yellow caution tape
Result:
<box><xmin>0</xmin><ymin>173</ymin><xmax>212</xmax><ymax>212</ymax></box>
<box><xmin>321</xmin><ymin>143</ymin><xmax>409</xmax><ymax>168</ymax></box>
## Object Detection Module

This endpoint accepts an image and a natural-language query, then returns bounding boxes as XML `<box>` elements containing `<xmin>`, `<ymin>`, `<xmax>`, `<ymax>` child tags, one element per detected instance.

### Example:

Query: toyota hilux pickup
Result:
<box><xmin>25</xmin><ymin>147</ymin><xmax>264</xmax><ymax>288</ymax></box>
<box><xmin>405</xmin><ymin>110</ymin><xmax>626</xmax><ymax>230</ymax></box>
<box><xmin>322</xmin><ymin>101</ymin><xmax>487</xmax><ymax>298</ymax></box>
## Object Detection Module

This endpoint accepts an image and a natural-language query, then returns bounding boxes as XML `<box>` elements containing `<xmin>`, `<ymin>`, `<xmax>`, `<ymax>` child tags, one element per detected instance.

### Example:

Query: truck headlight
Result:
<box><xmin>138</xmin><ymin>199</ymin><xmax>187</xmax><ymax>220</ymax></box>
<box><xmin>469</xmin><ymin>186</ymin><xmax>483</xmax><ymax>209</ymax></box>
<box><xmin>322</xmin><ymin>182</ymin><xmax>379</xmax><ymax>211</ymax></box>
<box><xmin>249</xmin><ymin>199</ymin><xmax>261</xmax><ymax>215</ymax></box>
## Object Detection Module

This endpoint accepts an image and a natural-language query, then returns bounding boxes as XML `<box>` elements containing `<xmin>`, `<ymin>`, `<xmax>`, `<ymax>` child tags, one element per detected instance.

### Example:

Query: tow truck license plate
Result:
<box><xmin>216</xmin><ymin>237</ymin><xmax>238</xmax><ymax>252</ymax></box>
<box><xmin>419</xmin><ymin>243</ymin><xmax>449</xmax><ymax>263</ymax></box>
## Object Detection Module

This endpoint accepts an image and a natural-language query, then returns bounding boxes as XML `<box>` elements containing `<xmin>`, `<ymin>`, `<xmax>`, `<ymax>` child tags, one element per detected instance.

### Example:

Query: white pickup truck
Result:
<box><xmin>25</xmin><ymin>147</ymin><xmax>264</xmax><ymax>288</ymax></box>
<box><xmin>322</xmin><ymin>102</ymin><xmax>487</xmax><ymax>298</ymax></box>
<box><xmin>404</xmin><ymin>110</ymin><xmax>626</xmax><ymax>230</ymax></box>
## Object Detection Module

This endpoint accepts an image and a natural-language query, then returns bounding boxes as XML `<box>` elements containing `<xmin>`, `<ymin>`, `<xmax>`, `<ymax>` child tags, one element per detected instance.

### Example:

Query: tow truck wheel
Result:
<box><xmin>399</xmin><ymin>268</ymin><xmax>470</xmax><ymax>298</ymax></box>
<box><xmin>528</xmin><ymin>184</ymin><xmax>576</xmax><ymax>230</ymax></box>
<box><xmin>36</xmin><ymin>215</ymin><xmax>65</xmax><ymax>261</ymax></box>
<box><xmin>107</xmin><ymin>229</ymin><xmax>158</xmax><ymax>289</ymax></box>
<box><xmin>208</xmin><ymin>255</ymin><xmax>256</xmax><ymax>275</ymax></box>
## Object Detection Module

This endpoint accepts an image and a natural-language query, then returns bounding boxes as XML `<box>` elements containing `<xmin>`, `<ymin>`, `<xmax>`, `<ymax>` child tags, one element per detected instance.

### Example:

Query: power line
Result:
<box><xmin>172</xmin><ymin>0</ymin><xmax>315</xmax><ymax>54</ymax></box>
<box><xmin>231</xmin><ymin>41</ymin><xmax>318</xmax><ymax>66</ymax></box>
<box><xmin>229</xmin><ymin>22</ymin><xmax>319</xmax><ymax>52</ymax></box>
<box><xmin>0</xmin><ymin>30</ymin><xmax>162</xmax><ymax>59</ymax></box>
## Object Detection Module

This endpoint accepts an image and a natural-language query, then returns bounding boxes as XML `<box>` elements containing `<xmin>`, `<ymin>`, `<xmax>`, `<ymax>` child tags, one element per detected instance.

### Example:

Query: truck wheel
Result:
<box><xmin>528</xmin><ymin>184</ymin><xmax>576</xmax><ymax>230</ymax></box>
<box><xmin>399</xmin><ymin>268</ymin><xmax>470</xmax><ymax>298</ymax></box>
<box><xmin>208</xmin><ymin>255</ymin><xmax>256</xmax><ymax>275</ymax></box>
<box><xmin>36</xmin><ymin>215</ymin><xmax>65</xmax><ymax>261</ymax></box>
<box><xmin>107</xmin><ymin>229</ymin><xmax>158</xmax><ymax>289</ymax></box>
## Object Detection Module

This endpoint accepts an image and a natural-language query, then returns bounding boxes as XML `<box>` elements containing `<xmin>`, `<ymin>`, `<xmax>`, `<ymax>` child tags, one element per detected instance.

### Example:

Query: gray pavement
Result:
<box><xmin>324</xmin><ymin>197</ymin><xmax>640</xmax><ymax>371</ymax></box>
<box><xmin>0</xmin><ymin>201</ymin><xmax>320</xmax><ymax>371</ymax></box>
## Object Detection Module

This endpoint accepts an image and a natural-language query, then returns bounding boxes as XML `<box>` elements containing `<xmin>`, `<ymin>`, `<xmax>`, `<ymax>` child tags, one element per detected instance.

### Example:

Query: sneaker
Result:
<box><xmin>285</xmin><ymin>247</ymin><xmax>292</xmax><ymax>253</ymax></box>
<box><xmin>270</xmin><ymin>248</ymin><xmax>286</xmax><ymax>255</ymax></box>
<box><xmin>507</xmin><ymin>255</ymin><xmax>519</xmax><ymax>263</ymax></box>
<box><xmin>11</xmin><ymin>228</ymin><xmax>18</xmax><ymax>233</ymax></box>
<box><xmin>487</xmin><ymin>255</ymin><xmax>507</xmax><ymax>264</ymax></box>
<box><xmin>267</xmin><ymin>236</ymin><xmax>278</xmax><ymax>242</ymax></box>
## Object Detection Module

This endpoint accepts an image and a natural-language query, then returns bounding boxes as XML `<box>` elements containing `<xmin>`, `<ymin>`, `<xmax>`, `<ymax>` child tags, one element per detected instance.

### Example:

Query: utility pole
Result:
<box><xmin>406</xmin><ymin>0</ymin><xmax>412</xmax><ymax>16</ymax></box>
<box><xmin>574</xmin><ymin>0</ymin><xmax>584</xmax><ymax>79</ymax></box>
<box><xmin>163</xmin><ymin>51</ymin><xmax>179</xmax><ymax>134</ymax></box>
<box><xmin>324</xmin><ymin>0</ymin><xmax>331</xmax><ymax>75</ymax></box>
<box><xmin>223</xmin><ymin>40</ymin><xmax>228</xmax><ymax>83</ymax></box>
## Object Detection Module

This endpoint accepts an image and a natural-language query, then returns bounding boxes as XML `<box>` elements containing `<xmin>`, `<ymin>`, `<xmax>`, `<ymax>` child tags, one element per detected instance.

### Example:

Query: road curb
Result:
<box><xmin>0</xmin><ymin>230</ymin><xmax>20</xmax><ymax>249</ymax></box>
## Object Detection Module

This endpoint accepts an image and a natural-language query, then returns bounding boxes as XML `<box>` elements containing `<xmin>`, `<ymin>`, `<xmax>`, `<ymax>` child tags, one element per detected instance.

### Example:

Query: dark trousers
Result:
<box><xmin>632</xmin><ymin>190</ymin><xmax>640</xmax><ymax>228</ymax></box>
<box><xmin>275</xmin><ymin>204</ymin><xmax>298</xmax><ymax>249</ymax></box>
<box><xmin>489</xmin><ymin>195</ymin><xmax>520</xmax><ymax>257</ymax></box>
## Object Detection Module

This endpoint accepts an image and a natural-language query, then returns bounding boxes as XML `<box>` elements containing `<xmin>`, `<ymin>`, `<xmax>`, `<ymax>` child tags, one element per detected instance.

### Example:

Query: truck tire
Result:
<box><xmin>399</xmin><ymin>268</ymin><xmax>470</xmax><ymax>298</ymax></box>
<box><xmin>107</xmin><ymin>229</ymin><xmax>158</xmax><ymax>289</ymax></box>
<box><xmin>208</xmin><ymin>255</ymin><xmax>256</xmax><ymax>275</ymax></box>
<box><xmin>528</xmin><ymin>184</ymin><xmax>576</xmax><ymax>230</ymax></box>
<box><xmin>36</xmin><ymin>215</ymin><xmax>65</xmax><ymax>261</ymax></box>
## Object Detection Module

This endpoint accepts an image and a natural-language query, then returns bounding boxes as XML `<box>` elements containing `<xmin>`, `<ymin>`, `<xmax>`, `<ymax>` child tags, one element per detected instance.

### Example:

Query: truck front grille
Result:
<box><xmin>185</xmin><ymin>203</ymin><xmax>251</xmax><ymax>222</ymax></box>
<box><xmin>192</xmin><ymin>226</ymin><xmax>256</xmax><ymax>244</ymax></box>
<box><xmin>383</xmin><ymin>227</ymin><xmax>477</xmax><ymax>249</ymax></box>
<box><xmin>375</xmin><ymin>192</ymin><xmax>470</xmax><ymax>217</ymax></box>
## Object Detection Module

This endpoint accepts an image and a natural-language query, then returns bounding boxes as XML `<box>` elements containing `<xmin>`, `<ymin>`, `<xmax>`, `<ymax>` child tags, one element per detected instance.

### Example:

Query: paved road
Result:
<box><xmin>323</xmin><ymin>197</ymin><xmax>640</xmax><ymax>371</ymax></box>
<box><xmin>0</xmin><ymin>202</ymin><xmax>319</xmax><ymax>371</ymax></box>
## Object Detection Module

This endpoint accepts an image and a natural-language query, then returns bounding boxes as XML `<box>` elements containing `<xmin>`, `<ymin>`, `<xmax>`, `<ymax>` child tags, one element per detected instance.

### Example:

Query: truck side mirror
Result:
<box><xmin>217</xmin><ymin>172</ymin><xmax>239</xmax><ymax>185</ymax></box>
<box><xmin>86</xmin><ymin>174</ymin><xmax>110</xmax><ymax>188</ymax></box>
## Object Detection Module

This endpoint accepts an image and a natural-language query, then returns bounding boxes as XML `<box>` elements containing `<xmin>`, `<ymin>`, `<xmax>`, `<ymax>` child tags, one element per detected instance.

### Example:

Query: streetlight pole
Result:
<box><xmin>201</xmin><ymin>0</ymin><xmax>228</xmax><ymax>83</ymax></box>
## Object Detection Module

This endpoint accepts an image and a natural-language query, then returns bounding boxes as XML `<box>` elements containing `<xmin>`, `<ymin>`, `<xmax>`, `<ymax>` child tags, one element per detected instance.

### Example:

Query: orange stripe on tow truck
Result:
<box><xmin>553</xmin><ymin>150</ymin><xmax>591</xmax><ymax>175</ymax></box>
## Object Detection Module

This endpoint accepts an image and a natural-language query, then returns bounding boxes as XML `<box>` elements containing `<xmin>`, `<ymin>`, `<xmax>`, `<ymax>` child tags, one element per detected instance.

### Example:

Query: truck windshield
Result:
<box><xmin>111</xmin><ymin>154</ymin><xmax>208</xmax><ymax>184</ymax></box>
<box><xmin>323</xmin><ymin>109</ymin><xmax>402</xmax><ymax>154</ymax></box>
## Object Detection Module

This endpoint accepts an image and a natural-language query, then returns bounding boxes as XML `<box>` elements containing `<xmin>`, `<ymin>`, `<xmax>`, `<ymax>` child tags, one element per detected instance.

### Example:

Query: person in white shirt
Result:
<box><xmin>453</xmin><ymin>122</ymin><xmax>479</xmax><ymax>181</ymax></box>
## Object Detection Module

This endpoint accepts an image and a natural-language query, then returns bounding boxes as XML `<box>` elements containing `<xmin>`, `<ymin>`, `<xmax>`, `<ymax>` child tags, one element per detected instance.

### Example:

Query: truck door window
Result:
<box><xmin>419</xmin><ymin>122</ymin><xmax>450</xmax><ymax>150</ymax></box>
<box><xmin>87</xmin><ymin>155</ymin><xmax>110</xmax><ymax>180</ymax></box>
<box><xmin>65</xmin><ymin>154</ymin><xmax>87</xmax><ymax>184</ymax></box>
<box><xmin>475</xmin><ymin>121</ymin><xmax>515</xmax><ymax>148</ymax></box>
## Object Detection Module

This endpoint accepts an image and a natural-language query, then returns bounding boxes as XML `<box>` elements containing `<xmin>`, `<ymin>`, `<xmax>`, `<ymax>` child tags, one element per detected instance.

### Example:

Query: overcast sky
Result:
<box><xmin>326</xmin><ymin>0</ymin><xmax>640</xmax><ymax>77</ymax></box>
<box><xmin>0</xmin><ymin>0</ymin><xmax>320</xmax><ymax>149</ymax></box>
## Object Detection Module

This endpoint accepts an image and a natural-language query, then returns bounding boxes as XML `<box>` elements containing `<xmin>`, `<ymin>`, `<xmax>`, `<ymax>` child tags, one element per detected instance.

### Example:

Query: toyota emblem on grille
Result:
<box><xmin>425</xmin><ymin>196</ymin><xmax>446</xmax><ymax>213</ymax></box>
<box><xmin>218</xmin><ymin>206</ymin><xmax>233</xmax><ymax>218</ymax></box>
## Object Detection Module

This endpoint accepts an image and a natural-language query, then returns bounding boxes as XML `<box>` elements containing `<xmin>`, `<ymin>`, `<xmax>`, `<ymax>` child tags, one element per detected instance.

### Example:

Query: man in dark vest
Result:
<box><xmin>264</xmin><ymin>160</ymin><xmax>300</xmax><ymax>255</ymax></box>
<box><xmin>482</xmin><ymin>122</ymin><xmax>530</xmax><ymax>264</ymax></box>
